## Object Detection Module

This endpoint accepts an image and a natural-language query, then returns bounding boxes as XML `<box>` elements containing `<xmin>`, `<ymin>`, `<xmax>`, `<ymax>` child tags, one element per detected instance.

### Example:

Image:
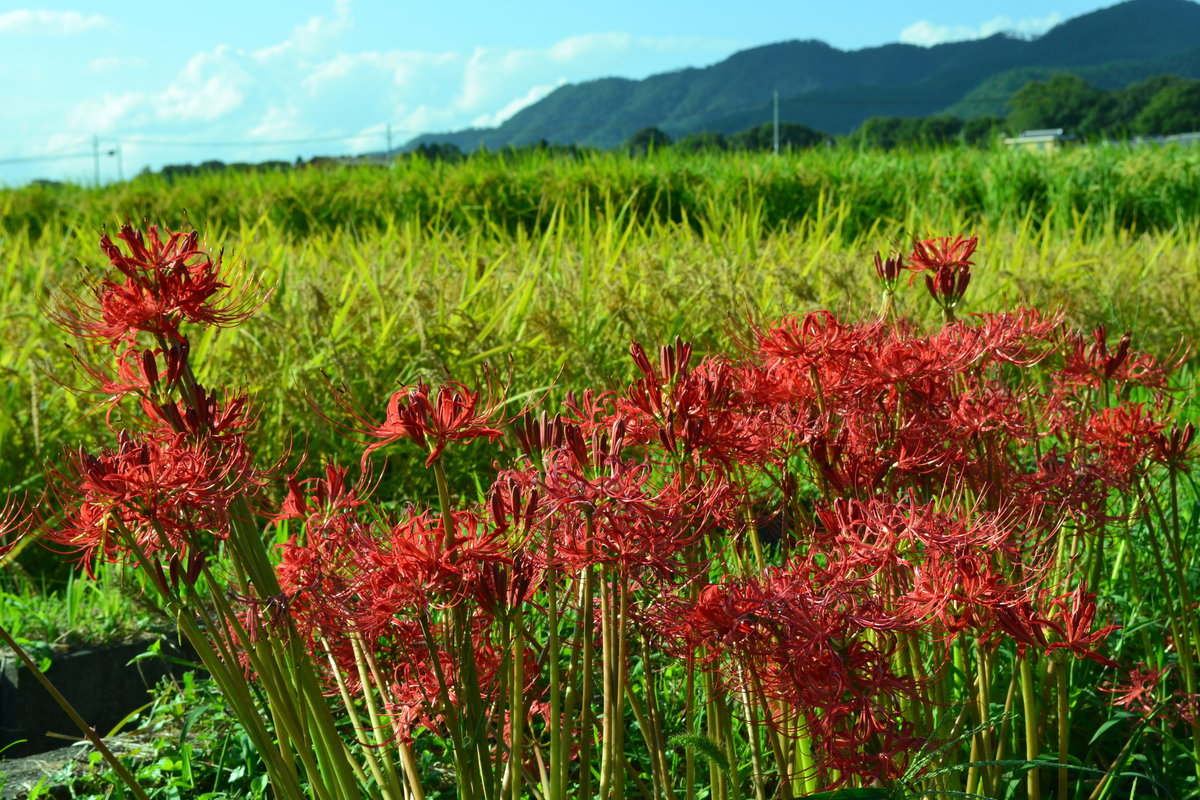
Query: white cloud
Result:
<box><xmin>68</xmin><ymin>90</ymin><xmax>146</xmax><ymax>134</ymax></box>
<box><xmin>88</xmin><ymin>55</ymin><xmax>148</xmax><ymax>72</ymax></box>
<box><xmin>68</xmin><ymin>46</ymin><xmax>249</xmax><ymax>132</ymax></box>
<box><xmin>0</xmin><ymin>9</ymin><xmax>110</xmax><ymax>35</ymax></box>
<box><xmin>253</xmin><ymin>0</ymin><xmax>352</xmax><ymax>61</ymax></box>
<box><xmin>35</xmin><ymin>0</ymin><xmax>740</xmax><ymax>182</ymax></box>
<box><xmin>899</xmin><ymin>13</ymin><xmax>1063</xmax><ymax>47</ymax></box>
<box><xmin>472</xmin><ymin>80</ymin><xmax>565</xmax><ymax>128</ymax></box>
<box><xmin>157</xmin><ymin>46</ymin><xmax>248</xmax><ymax>121</ymax></box>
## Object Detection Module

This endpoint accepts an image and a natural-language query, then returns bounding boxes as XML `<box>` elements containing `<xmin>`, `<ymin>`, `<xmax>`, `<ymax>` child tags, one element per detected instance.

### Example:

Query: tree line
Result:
<box><xmin>626</xmin><ymin>73</ymin><xmax>1200</xmax><ymax>152</ymax></box>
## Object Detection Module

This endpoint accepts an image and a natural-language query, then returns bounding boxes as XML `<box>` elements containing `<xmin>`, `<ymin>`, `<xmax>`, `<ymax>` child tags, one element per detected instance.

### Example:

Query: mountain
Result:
<box><xmin>406</xmin><ymin>0</ymin><xmax>1200</xmax><ymax>150</ymax></box>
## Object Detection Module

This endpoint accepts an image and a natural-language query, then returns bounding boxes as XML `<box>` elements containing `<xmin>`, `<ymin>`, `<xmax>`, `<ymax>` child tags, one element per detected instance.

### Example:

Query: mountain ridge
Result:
<box><xmin>407</xmin><ymin>0</ymin><xmax>1200</xmax><ymax>150</ymax></box>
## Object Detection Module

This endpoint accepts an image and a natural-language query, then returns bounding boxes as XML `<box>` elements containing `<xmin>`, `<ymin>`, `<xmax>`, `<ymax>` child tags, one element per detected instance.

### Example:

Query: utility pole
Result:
<box><xmin>92</xmin><ymin>135</ymin><xmax>100</xmax><ymax>186</ymax></box>
<box><xmin>773</xmin><ymin>91</ymin><xmax>780</xmax><ymax>155</ymax></box>
<box><xmin>386</xmin><ymin>123</ymin><xmax>393</xmax><ymax>155</ymax></box>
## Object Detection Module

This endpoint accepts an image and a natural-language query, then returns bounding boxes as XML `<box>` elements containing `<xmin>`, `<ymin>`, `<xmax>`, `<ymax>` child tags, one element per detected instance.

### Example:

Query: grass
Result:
<box><xmin>0</xmin><ymin>563</ymin><xmax>162</xmax><ymax>653</ymax></box>
<box><xmin>2</xmin><ymin>150</ymin><xmax>1199</xmax><ymax>526</ymax></box>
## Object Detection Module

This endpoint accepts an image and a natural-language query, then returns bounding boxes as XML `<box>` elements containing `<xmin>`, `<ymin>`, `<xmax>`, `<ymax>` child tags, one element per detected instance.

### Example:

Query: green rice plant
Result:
<box><xmin>3</xmin><ymin>179</ymin><xmax>1198</xmax><ymax>538</ymax></box>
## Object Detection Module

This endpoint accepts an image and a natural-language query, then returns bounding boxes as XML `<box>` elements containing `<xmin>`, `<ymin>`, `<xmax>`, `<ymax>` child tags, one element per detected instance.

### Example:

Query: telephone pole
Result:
<box><xmin>92</xmin><ymin>135</ymin><xmax>100</xmax><ymax>185</ymax></box>
<box><xmin>386</xmin><ymin>123</ymin><xmax>393</xmax><ymax>155</ymax></box>
<box><xmin>773</xmin><ymin>91</ymin><xmax>780</xmax><ymax>155</ymax></box>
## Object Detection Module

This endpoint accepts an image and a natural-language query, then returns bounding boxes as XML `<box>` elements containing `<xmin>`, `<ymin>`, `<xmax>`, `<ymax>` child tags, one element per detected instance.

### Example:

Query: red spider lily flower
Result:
<box><xmin>358</xmin><ymin>508</ymin><xmax>513</xmax><ymax>612</ymax></box>
<box><xmin>275</xmin><ymin>461</ymin><xmax>370</xmax><ymax>524</ymax></box>
<box><xmin>0</xmin><ymin>495</ymin><xmax>27</xmax><ymax>567</ymax></box>
<box><xmin>908</xmin><ymin>234</ymin><xmax>978</xmax><ymax>275</ymax></box>
<box><xmin>907</xmin><ymin>235</ymin><xmax>978</xmax><ymax>315</ymax></box>
<box><xmin>753</xmin><ymin>310</ymin><xmax>869</xmax><ymax>370</ymax></box>
<box><xmin>512</xmin><ymin>410</ymin><xmax>569</xmax><ymax>459</ymax></box>
<box><xmin>1153</xmin><ymin>421</ymin><xmax>1197</xmax><ymax>473</ymax></box>
<box><xmin>347</xmin><ymin>379</ymin><xmax>505</xmax><ymax>468</ymax></box>
<box><xmin>874</xmin><ymin>250</ymin><xmax>904</xmax><ymax>283</ymax></box>
<box><xmin>53</xmin><ymin>224</ymin><xmax>262</xmax><ymax>347</ymax></box>
<box><xmin>48</xmin><ymin>427</ymin><xmax>260</xmax><ymax>580</ymax></box>
<box><xmin>1084</xmin><ymin>402</ymin><xmax>1164</xmax><ymax>482</ymax></box>
<box><xmin>1058</xmin><ymin>326</ymin><xmax>1184</xmax><ymax>392</ymax></box>
<box><xmin>69</xmin><ymin>342</ymin><xmax>191</xmax><ymax>422</ymax></box>
<box><xmin>1101</xmin><ymin>663</ymin><xmax>1170</xmax><ymax>717</ymax></box>
<box><xmin>1044</xmin><ymin>584</ymin><xmax>1120</xmax><ymax>666</ymax></box>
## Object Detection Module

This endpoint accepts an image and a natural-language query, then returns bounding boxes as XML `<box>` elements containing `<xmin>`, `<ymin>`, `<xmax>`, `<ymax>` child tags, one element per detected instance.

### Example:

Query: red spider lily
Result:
<box><xmin>1084</xmin><ymin>402</ymin><xmax>1165</xmax><ymax>482</ymax></box>
<box><xmin>617</xmin><ymin>352</ymin><xmax>772</xmax><ymax>470</ymax></box>
<box><xmin>1101</xmin><ymin>663</ymin><xmax>1170</xmax><ymax>717</ymax></box>
<box><xmin>907</xmin><ymin>235</ymin><xmax>978</xmax><ymax>314</ymax></box>
<box><xmin>69</xmin><ymin>342</ymin><xmax>191</xmax><ymax>422</ymax></box>
<box><xmin>0</xmin><ymin>496</ymin><xmax>26</xmax><ymax>565</ymax></box>
<box><xmin>1153</xmin><ymin>421</ymin><xmax>1198</xmax><ymax>473</ymax></box>
<box><xmin>53</xmin><ymin>224</ymin><xmax>261</xmax><ymax>347</ymax></box>
<box><xmin>534</xmin><ymin>444</ymin><xmax>736</xmax><ymax>575</ymax></box>
<box><xmin>345</xmin><ymin>379</ymin><xmax>505</xmax><ymax>468</ymax></box>
<box><xmin>1044</xmin><ymin>584</ymin><xmax>1120</xmax><ymax>666</ymax></box>
<box><xmin>275</xmin><ymin>461</ymin><xmax>370</xmax><ymax>524</ymax></box>
<box><xmin>874</xmin><ymin>250</ymin><xmax>904</xmax><ymax>283</ymax></box>
<box><xmin>48</xmin><ymin>426</ymin><xmax>260</xmax><ymax>580</ymax></box>
<box><xmin>753</xmin><ymin>309</ymin><xmax>873</xmax><ymax>371</ymax></box>
<box><xmin>512</xmin><ymin>410</ymin><xmax>570</xmax><ymax>459</ymax></box>
<box><xmin>356</xmin><ymin>508</ymin><xmax>514</xmax><ymax>614</ymax></box>
<box><xmin>1058</xmin><ymin>326</ymin><xmax>1183</xmax><ymax>393</ymax></box>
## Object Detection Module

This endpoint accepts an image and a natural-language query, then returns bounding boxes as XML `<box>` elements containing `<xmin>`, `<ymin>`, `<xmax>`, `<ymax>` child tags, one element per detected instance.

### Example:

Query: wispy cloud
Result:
<box><xmin>899</xmin><ymin>13</ymin><xmax>1063</xmax><ymax>47</ymax></box>
<box><xmin>0</xmin><ymin>9</ymin><xmax>111</xmax><ymax>35</ymax></box>
<box><xmin>25</xmin><ymin>0</ymin><xmax>740</xmax><ymax>181</ymax></box>
<box><xmin>88</xmin><ymin>55</ymin><xmax>148</xmax><ymax>73</ymax></box>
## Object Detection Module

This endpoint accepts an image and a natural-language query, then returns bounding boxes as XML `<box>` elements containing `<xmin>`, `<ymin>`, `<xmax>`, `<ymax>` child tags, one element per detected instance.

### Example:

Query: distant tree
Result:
<box><xmin>961</xmin><ymin>116</ymin><xmax>1004</xmax><ymax>146</ymax></box>
<box><xmin>1006</xmin><ymin>74</ymin><xmax>1109</xmax><ymax>138</ymax></box>
<box><xmin>917</xmin><ymin>116</ymin><xmax>964</xmax><ymax>146</ymax></box>
<box><xmin>1106</xmin><ymin>75</ymin><xmax>1190</xmax><ymax>135</ymax></box>
<box><xmin>675</xmin><ymin>131</ymin><xmax>727</xmax><ymax>152</ymax></box>
<box><xmin>1132</xmin><ymin>81</ymin><xmax>1200</xmax><ymax>135</ymax></box>
<box><xmin>412</xmin><ymin>142</ymin><xmax>464</xmax><ymax>162</ymax></box>
<box><xmin>727</xmin><ymin>122</ymin><xmax>827</xmax><ymax>152</ymax></box>
<box><xmin>626</xmin><ymin>127</ymin><xmax>671</xmax><ymax>156</ymax></box>
<box><xmin>852</xmin><ymin>116</ymin><xmax>922</xmax><ymax>150</ymax></box>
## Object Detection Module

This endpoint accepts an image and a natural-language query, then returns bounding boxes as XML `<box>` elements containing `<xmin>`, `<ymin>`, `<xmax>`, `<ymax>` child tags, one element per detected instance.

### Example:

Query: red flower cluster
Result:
<box><xmin>41</xmin><ymin>226</ymin><xmax>266</xmax><ymax>585</ymax></box>
<box><xmin>34</xmin><ymin>225</ymin><xmax>1188</xmax><ymax>794</ymax></box>
<box><xmin>54</xmin><ymin>224</ymin><xmax>260</xmax><ymax>347</ymax></box>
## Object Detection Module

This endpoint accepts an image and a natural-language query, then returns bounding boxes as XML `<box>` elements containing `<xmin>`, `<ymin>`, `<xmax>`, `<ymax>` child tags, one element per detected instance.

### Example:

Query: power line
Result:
<box><xmin>0</xmin><ymin>151</ymin><xmax>93</xmax><ymax>166</ymax></box>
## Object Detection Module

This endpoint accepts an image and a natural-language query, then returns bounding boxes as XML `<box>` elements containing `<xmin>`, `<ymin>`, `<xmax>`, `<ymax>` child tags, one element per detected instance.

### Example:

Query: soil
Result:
<box><xmin>0</xmin><ymin>731</ymin><xmax>159</xmax><ymax>799</ymax></box>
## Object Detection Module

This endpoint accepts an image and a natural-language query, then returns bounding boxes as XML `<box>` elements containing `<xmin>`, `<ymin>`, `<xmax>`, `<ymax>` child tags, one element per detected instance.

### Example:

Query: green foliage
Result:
<box><xmin>626</xmin><ymin>126</ymin><xmax>671</xmax><ymax>155</ymax></box>
<box><xmin>726</xmin><ymin>121</ymin><xmax>827</xmax><ymax>151</ymax></box>
<box><xmin>667</xmin><ymin>733</ymin><xmax>732</xmax><ymax>780</ymax></box>
<box><xmin>1006</xmin><ymin>73</ymin><xmax>1111</xmax><ymax>136</ymax></box>
<box><xmin>1005</xmin><ymin>72</ymin><xmax>1200</xmax><ymax>138</ymax></box>
<box><xmin>51</xmin><ymin>673</ymin><xmax>274</xmax><ymax>799</ymax></box>
<box><xmin>1133</xmin><ymin>81</ymin><xmax>1200</xmax><ymax>134</ymax></box>
<box><xmin>0</xmin><ymin>563</ymin><xmax>161</xmax><ymax>648</ymax></box>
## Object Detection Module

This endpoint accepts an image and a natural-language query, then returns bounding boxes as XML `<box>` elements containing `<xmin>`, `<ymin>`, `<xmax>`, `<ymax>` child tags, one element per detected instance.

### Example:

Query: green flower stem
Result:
<box><xmin>1020</xmin><ymin>653</ymin><xmax>1041</xmax><ymax>800</ymax></box>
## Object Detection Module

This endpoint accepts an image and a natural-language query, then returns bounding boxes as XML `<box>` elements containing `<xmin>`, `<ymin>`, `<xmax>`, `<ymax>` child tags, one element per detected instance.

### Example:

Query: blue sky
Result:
<box><xmin>0</xmin><ymin>1</ymin><xmax>1154</xmax><ymax>184</ymax></box>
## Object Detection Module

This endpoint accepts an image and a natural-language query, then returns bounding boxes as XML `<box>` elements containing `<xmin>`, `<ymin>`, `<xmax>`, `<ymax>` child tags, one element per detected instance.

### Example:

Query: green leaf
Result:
<box><xmin>1088</xmin><ymin>711</ymin><xmax>1136</xmax><ymax>745</ymax></box>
